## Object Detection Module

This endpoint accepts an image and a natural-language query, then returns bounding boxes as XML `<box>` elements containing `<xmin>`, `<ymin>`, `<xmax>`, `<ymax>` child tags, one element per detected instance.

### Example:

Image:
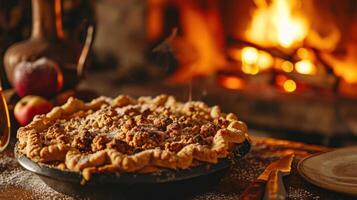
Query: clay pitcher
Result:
<box><xmin>4</xmin><ymin>0</ymin><xmax>94</xmax><ymax>90</ymax></box>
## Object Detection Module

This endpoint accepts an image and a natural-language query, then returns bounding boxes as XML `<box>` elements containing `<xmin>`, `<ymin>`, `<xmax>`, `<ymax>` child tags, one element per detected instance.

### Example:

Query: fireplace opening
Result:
<box><xmin>2</xmin><ymin>0</ymin><xmax>355</xmax><ymax>146</ymax></box>
<box><xmin>143</xmin><ymin>0</ymin><xmax>357</xmax><ymax>145</ymax></box>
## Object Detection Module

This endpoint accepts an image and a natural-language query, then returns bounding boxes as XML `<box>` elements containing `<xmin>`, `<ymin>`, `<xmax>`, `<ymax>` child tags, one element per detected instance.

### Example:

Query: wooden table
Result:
<box><xmin>0</xmin><ymin>135</ymin><xmax>354</xmax><ymax>200</ymax></box>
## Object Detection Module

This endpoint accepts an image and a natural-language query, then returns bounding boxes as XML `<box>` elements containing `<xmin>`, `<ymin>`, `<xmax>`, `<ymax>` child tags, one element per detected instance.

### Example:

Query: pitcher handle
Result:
<box><xmin>77</xmin><ymin>24</ymin><xmax>95</xmax><ymax>78</ymax></box>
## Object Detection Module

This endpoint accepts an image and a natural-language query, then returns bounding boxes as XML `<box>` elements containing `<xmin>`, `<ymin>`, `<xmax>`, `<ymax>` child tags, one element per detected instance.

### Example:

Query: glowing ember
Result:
<box><xmin>145</xmin><ymin>0</ymin><xmax>354</xmax><ymax>96</ymax></box>
<box><xmin>242</xmin><ymin>47</ymin><xmax>259</xmax><ymax>65</ymax></box>
<box><xmin>246</xmin><ymin>0</ymin><xmax>309</xmax><ymax>48</ymax></box>
<box><xmin>276</xmin><ymin>74</ymin><xmax>287</xmax><ymax>86</ymax></box>
<box><xmin>240</xmin><ymin>47</ymin><xmax>273</xmax><ymax>74</ymax></box>
<box><xmin>275</xmin><ymin>75</ymin><xmax>296</xmax><ymax>93</ymax></box>
<box><xmin>241</xmin><ymin>47</ymin><xmax>260</xmax><ymax>74</ymax></box>
<box><xmin>281</xmin><ymin>61</ymin><xmax>294</xmax><ymax>73</ymax></box>
<box><xmin>295</xmin><ymin>60</ymin><xmax>316</xmax><ymax>75</ymax></box>
<box><xmin>256</xmin><ymin>51</ymin><xmax>273</xmax><ymax>70</ymax></box>
<box><xmin>283</xmin><ymin>79</ymin><xmax>297</xmax><ymax>92</ymax></box>
<box><xmin>242</xmin><ymin>64</ymin><xmax>260</xmax><ymax>75</ymax></box>
<box><xmin>218</xmin><ymin>76</ymin><xmax>245</xmax><ymax>90</ymax></box>
<box><xmin>297</xmin><ymin>48</ymin><xmax>312</xmax><ymax>60</ymax></box>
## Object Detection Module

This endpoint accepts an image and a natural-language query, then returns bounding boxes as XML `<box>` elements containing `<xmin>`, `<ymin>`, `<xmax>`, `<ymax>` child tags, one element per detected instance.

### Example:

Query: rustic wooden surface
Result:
<box><xmin>0</xmin><ymin>134</ymin><xmax>354</xmax><ymax>200</ymax></box>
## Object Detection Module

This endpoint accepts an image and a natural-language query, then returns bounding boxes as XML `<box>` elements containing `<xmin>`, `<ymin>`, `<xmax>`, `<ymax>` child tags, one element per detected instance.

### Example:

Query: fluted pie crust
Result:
<box><xmin>17</xmin><ymin>94</ymin><xmax>249</xmax><ymax>181</ymax></box>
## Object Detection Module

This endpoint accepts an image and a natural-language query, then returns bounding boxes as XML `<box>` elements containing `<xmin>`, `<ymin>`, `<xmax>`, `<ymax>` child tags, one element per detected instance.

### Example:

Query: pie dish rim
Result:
<box><xmin>15</xmin><ymin>139</ymin><xmax>251</xmax><ymax>184</ymax></box>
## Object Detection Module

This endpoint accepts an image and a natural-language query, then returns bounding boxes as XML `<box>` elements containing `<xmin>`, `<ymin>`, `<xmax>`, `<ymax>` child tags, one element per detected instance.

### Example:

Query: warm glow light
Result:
<box><xmin>241</xmin><ymin>47</ymin><xmax>259</xmax><ymax>75</ymax></box>
<box><xmin>55</xmin><ymin>0</ymin><xmax>64</xmax><ymax>38</ymax></box>
<box><xmin>242</xmin><ymin>64</ymin><xmax>260</xmax><ymax>75</ymax></box>
<box><xmin>276</xmin><ymin>74</ymin><xmax>287</xmax><ymax>86</ymax></box>
<box><xmin>240</xmin><ymin>47</ymin><xmax>273</xmax><ymax>74</ymax></box>
<box><xmin>295</xmin><ymin>60</ymin><xmax>316</xmax><ymax>75</ymax></box>
<box><xmin>219</xmin><ymin>76</ymin><xmax>245</xmax><ymax>90</ymax></box>
<box><xmin>276</xmin><ymin>75</ymin><xmax>297</xmax><ymax>92</ymax></box>
<box><xmin>246</xmin><ymin>0</ymin><xmax>309</xmax><ymax>48</ymax></box>
<box><xmin>321</xmin><ymin>44</ymin><xmax>357</xmax><ymax>83</ymax></box>
<box><xmin>281</xmin><ymin>61</ymin><xmax>294</xmax><ymax>73</ymax></box>
<box><xmin>168</xmin><ymin>2</ymin><xmax>225</xmax><ymax>83</ymax></box>
<box><xmin>297</xmin><ymin>48</ymin><xmax>311</xmax><ymax>60</ymax></box>
<box><xmin>241</xmin><ymin>47</ymin><xmax>259</xmax><ymax>65</ymax></box>
<box><xmin>283</xmin><ymin>79</ymin><xmax>297</xmax><ymax>92</ymax></box>
<box><xmin>257</xmin><ymin>51</ymin><xmax>273</xmax><ymax>70</ymax></box>
<box><xmin>227</xmin><ymin>48</ymin><xmax>241</xmax><ymax>61</ymax></box>
<box><xmin>147</xmin><ymin>0</ymin><xmax>165</xmax><ymax>40</ymax></box>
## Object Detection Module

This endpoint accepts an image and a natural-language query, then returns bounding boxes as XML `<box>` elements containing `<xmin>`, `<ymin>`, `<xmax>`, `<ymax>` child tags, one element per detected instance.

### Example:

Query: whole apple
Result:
<box><xmin>13</xmin><ymin>58</ymin><xmax>63</xmax><ymax>98</ymax></box>
<box><xmin>14</xmin><ymin>95</ymin><xmax>53</xmax><ymax>126</ymax></box>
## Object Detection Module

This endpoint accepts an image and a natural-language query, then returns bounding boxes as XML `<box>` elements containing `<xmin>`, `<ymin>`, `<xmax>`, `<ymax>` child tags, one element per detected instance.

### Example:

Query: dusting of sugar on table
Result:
<box><xmin>287</xmin><ymin>187</ymin><xmax>321</xmax><ymax>200</ymax></box>
<box><xmin>0</xmin><ymin>150</ymin><xmax>74</xmax><ymax>200</ymax></box>
<box><xmin>0</xmin><ymin>137</ymin><xmax>352</xmax><ymax>200</ymax></box>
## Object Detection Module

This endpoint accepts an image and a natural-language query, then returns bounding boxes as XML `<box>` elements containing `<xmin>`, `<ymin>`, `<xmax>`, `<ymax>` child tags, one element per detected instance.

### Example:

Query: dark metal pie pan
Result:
<box><xmin>16</xmin><ymin>140</ymin><xmax>250</xmax><ymax>200</ymax></box>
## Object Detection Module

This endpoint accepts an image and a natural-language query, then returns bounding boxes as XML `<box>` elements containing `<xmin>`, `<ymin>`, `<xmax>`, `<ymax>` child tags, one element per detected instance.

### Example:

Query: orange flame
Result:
<box><xmin>168</xmin><ymin>1</ymin><xmax>226</xmax><ymax>83</ymax></box>
<box><xmin>147</xmin><ymin>0</ymin><xmax>165</xmax><ymax>41</ymax></box>
<box><xmin>295</xmin><ymin>60</ymin><xmax>317</xmax><ymax>75</ymax></box>
<box><xmin>240</xmin><ymin>47</ymin><xmax>273</xmax><ymax>74</ymax></box>
<box><xmin>218</xmin><ymin>75</ymin><xmax>245</xmax><ymax>90</ymax></box>
<box><xmin>246</xmin><ymin>0</ymin><xmax>309</xmax><ymax>48</ymax></box>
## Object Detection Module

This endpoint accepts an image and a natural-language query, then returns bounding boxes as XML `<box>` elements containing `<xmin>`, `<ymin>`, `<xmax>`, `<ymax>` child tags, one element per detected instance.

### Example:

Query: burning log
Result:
<box><xmin>227</xmin><ymin>36</ymin><xmax>293</xmax><ymax>61</ymax></box>
<box><xmin>226</xmin><ymin>36</ymin><xmax>339</xmax><ymax>93</ymax></box>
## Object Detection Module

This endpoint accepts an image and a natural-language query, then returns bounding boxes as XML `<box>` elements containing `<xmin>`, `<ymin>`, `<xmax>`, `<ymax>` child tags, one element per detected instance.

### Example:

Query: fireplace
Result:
<box><xmin>3</xmin><ymin>0</ymin><xmax>351</xmax><ymax>144</ymax></box>
<box><xmin>141</xmin><ymin>0</ymin><xmax>357</xmax><ymax>141</ymax></box>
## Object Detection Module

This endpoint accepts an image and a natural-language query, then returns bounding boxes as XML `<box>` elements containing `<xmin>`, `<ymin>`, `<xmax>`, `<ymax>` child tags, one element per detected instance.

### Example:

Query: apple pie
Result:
<box><xmin>17</xmin><ymin>94</ymin><xmax>249</xmax><ymax>181</ymax></box>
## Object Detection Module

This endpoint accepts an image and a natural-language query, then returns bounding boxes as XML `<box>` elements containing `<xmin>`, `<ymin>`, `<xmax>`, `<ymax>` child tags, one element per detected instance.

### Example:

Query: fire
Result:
<box><xmin>283</xmin><ymin>79</ymin><xmax>297</xmax><ymax>92</ymax></box>
<box><xmin>240</xmin><ymin>47</ymin><xmax>273</xmax><ymax>75</ymax></box>
<box><xmin>167</xmin><ymin>1</ymin><xmax>226</xmax><ymax>83</ymax></box>
<box><xmin>297</xmin><ymin>48</ymin><xmax>312</xmax><ymax>60</ymax></box>
<box><xmin>246</xmin><ymin>0</ymin><xmax>309</xmax><ymax>48</ymax></box>
<box><xmin>257</xmin><ymin>51</ymin><xmax>274</xmax><ymax>70</ymax></box>
<box><xmin>321</xmin><ymin>43</ymin><xmax>357</xmax><ymax>84</ymax></box>
<box><xmin>145</xmin><ymin>0</ymin><xmax>356</xmax><ymax>96</ymax></box>
<box><xmin>281</xmin><ymin>61</ymin><xmax>294</xmax><ymax>73</ymax></box>
<box><xmin>276</xmin><ymin>75</ymin><xmax>296</xmax><ymax>93</ymax></box>
<box><xmin>147</xmin><ymin>0</ymin><xmax>165</xmax><ymax>41</ymax></box>
<box><xmin>295</xmin><ymin>60</ymin><xmax>316</xmax><ymax>75</ymax></box>
<box><xmin>218</xmin><ymin>75</ymin><xmax>245</xmax><ymax>90</ymax></box>
<box><xmin>242</xmin><ymin>47</ymin><xmax>259</xmax><ymax>65</ymax></box>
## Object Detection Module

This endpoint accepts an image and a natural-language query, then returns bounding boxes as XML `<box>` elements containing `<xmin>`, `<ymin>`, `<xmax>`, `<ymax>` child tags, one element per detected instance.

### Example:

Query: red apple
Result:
<box><xmin>13</xmin><ymin>58</ymin><xmax>63</xmax><ymax>98</ymax></box>
<box><xmin>14</xmin><ymin>95</ymin><xmax>53</xmax><ymax>126</ymax></box>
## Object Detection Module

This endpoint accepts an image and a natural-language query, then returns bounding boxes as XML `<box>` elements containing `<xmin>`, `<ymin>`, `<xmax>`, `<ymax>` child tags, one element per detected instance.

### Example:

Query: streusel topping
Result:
<box><xmin>39</xmin><ymin>95</ymin><xmax>226</xmax><ymax>154</ymax></box>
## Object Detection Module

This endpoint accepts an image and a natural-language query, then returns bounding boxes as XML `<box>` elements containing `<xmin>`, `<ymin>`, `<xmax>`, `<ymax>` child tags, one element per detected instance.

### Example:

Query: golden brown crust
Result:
<box><xmin>17</xmin><ymin>94</ymin><xmax>249</xmax><ymax>180</ymax></box>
